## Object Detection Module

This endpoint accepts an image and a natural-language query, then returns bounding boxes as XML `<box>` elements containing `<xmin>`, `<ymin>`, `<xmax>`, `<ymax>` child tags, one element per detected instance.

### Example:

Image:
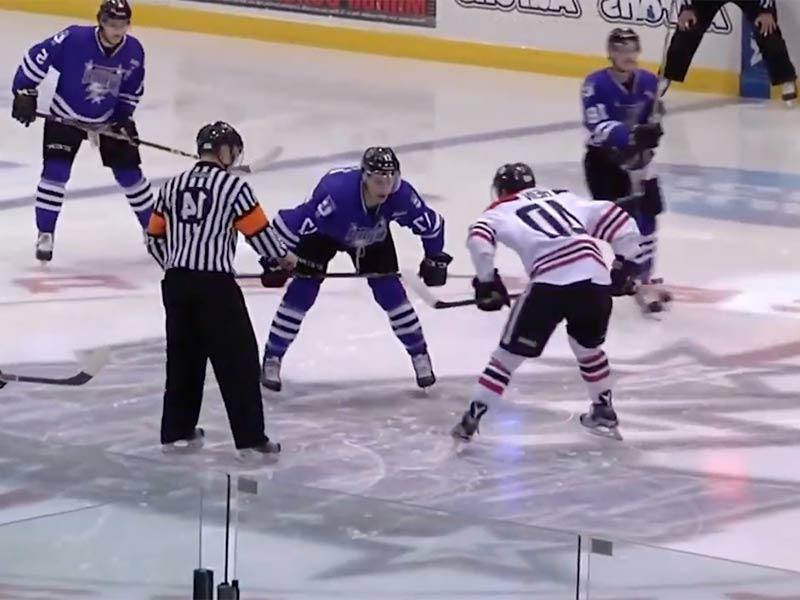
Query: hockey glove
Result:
<box><xmin>110</xmin><ymin>118</ymin><xmax>140</xmax><ymax>145</ymax></box>
<box><xmin>11</xmin><ymin>90</ymin><xmax>37</xmax><ymax>127</ymax></box>
<box><xmin>419</xmin><ymin>251</ymin><xmax>453</xmax><ymax>287</ymax></box>
<box><xmin>472</xmin><ymin>269</ymin><xmax>510</xmax><ymax>311</ymax></box>
<box><xmin>259</xmin><ymin>256</ymin><xmax>291</xmax><ymax>288</ymax></box>
<box><xmin>610</xmin><ymin>255</ymin><xmax>639</xmax><ymax>297</ymax></box>
<box><xmin>631</xmin><ymin>123</ymin><xmax>663</xmax><ymax>150</ymax></box>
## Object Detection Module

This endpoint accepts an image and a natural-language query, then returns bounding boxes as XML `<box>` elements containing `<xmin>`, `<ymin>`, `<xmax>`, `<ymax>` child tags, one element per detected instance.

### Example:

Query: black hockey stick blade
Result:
<box><xmin>402</xmin><ymin>270</ymin><xmax>522</xmax><ymax>309</ymax></box>
<box><xmin>0</xmin><ymin>347</ymin><xmax>111</xmax><ymax>386</ymax></box>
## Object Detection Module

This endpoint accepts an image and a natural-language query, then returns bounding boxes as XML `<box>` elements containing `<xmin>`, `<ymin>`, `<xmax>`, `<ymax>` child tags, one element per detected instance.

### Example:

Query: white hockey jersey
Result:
<box><xmin>467</xmin><ymin>187</ymin><xmax>641</xmax><ymax>286</ymax></box>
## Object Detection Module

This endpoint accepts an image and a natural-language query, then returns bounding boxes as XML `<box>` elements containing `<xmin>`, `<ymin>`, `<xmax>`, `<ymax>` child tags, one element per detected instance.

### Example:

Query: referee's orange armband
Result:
<box><xmin>234</xmin><ymin>205</ymin><xmax>269</xmax><ymax>236</ymax></box>
<box><xmin>147</xmin><ymin>212</ymin><xmax>167</xmax><ymax>237</ymax></box>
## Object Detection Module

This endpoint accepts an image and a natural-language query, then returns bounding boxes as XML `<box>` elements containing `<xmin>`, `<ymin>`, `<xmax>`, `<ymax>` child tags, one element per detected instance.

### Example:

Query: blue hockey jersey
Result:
<box><xmin>272</xmin><ymin>167</ymin><xmax>445</xmax><ymax>256</ymax></box>
<box><xmin>581</xmin><ymin>68</ymin><xmax>658</xmax><ymax>151</ymax></box>
<box><xmin>12</xmin><ymin>25</ymin><xmax>144</xmax><ymax>124</ymax></box>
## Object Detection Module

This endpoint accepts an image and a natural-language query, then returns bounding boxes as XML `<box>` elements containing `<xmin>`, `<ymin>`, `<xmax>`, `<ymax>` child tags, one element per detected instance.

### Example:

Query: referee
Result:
<box><xmin>145</xmin><ymin>121</ymin><xmax>293</xmax><ymax>459</ymax></box>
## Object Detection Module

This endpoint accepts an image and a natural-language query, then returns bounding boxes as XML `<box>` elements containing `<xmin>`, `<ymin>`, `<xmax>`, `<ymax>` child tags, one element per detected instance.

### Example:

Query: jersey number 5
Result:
<box><xmin>178</xmin><ymin>188</ymin><xmax>211</xmax><ymax>224</ymax></box>
<box><xmin>516</xmin><ymin>200</ymin><xmax>586</xmax><ymax>239</ymax></box>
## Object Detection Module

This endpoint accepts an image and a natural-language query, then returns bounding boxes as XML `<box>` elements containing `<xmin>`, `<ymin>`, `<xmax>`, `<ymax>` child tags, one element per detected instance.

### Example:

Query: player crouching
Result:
<box><xmin>259</xmin><ymin>147</ymin><xmax>451</xmax><ymax>391</ymax></box>
<box><xmin>451</xmin><ymin>163</ymin><xmax>642</xmax><ymax>443</ymax></box>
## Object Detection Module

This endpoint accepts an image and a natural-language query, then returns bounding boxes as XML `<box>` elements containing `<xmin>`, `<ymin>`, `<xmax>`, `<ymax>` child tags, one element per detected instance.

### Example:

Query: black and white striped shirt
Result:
<box><xmin>146</xmin><ymin>162</ymin><xmax>285</xmax><ymax>273</ymax></box>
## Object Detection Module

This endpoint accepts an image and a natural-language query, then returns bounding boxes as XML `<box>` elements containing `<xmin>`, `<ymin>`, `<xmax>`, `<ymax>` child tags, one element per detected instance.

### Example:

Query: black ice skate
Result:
<box><xmin>580</xmin><ymin>391</ymin><xmax>622</xmax><ymax>441</ymax></box>
<box><xmin>35</xmin><ymin>232</ymin><xmax>53</xmax><ymax>263</ymax></box>
<box><xmin>237</xmin><ymin>439</ymin><xmax>281</xmax><ymax>462</ymax></box>
<box><xmin>451</xmin><ymin>401</ymin><xmax>488</xmax><ymax>442</ymax></box>
<box><xmin>782</xmin><ymin>81</ymin><xmax>797</xmax><ymax>106</ymax></box>
<box><xmin>412</xmin><ymin>352</ymin><xmax>436</xmax><ymax>388</ymax></box>
<box><xmin>261</xmin><ymin>355</ymin><xmax>282</xmax><ymax>391</ymax></box>
<box><xmin>161</xmin><ymin>427</ymin><xmax>205</xmax><ymax>454</ymax></box>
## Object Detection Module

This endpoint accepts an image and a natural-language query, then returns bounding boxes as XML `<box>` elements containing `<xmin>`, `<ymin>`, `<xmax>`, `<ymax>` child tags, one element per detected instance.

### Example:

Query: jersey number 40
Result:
<box><xmin>516</xmin><ymin>198</ymin><xmax>586</xmax><ymax>239</ymax></box>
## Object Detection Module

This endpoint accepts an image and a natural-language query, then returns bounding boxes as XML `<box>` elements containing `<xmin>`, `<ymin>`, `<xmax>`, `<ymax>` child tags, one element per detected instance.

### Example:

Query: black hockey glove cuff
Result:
<box><xmin>610</xmin><ymin>255</ymin><xmax>639</xmax><ymax>297</ymax></box>
<box><xmin>12</xmin><ymin>90</ymin><xmax>37</xmax><ymax>127</ymax></box>
<box><xmin>259</xmin><ymin>256</ymin><xmax>291</xmax><ymax>288</ymax></box>
<box><xmin>472</xmin><ymin>269</ymin><xmax>510</xmax><ymax>311</ymax></box>
<box><xmin>632</xmin><ymin>122</ymin><xmax>663</xmax><ymax>150</ymax></box>
<box><xmin>110</xmin><ymin>118</ymin><xmax>140</xmax><ymax>145</ymax></box>
<box><xmin>419</xmin><ymin>251</ymin><xmax>452</xmax><ymax>287</ymax></box>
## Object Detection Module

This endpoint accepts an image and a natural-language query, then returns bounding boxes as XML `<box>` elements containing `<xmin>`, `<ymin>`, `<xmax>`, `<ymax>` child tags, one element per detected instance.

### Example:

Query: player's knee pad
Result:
<box><xmin>639</xmin><ymin>178</ymin><xmax>664</xmax><ymax>217</ymax></box>
<box><xmin>367</xmin><ymin>275</ymin><xmax>407</xmax><ymax>311</ymax></box>
<box><xmin>282</xmin><ymin>277</ymin><xmax>322</xmax><ymax>312</ymax></box>
<box><xmin>112</xmin><ymin>166</ymin><xmax>144</xmax><ymax>188</ymax></box>
<box><xmin>41</xmin><ymin>159</ymin><xmax>73</xmax><ymax>185</ymax></box>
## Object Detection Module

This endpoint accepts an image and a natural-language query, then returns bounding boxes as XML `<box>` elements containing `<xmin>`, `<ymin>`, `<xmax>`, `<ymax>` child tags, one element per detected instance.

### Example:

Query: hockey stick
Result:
<box><xmin>34</xmin><ymin>112</ymin><xmax>283</xmax><ymax>174</ymax></box>
<box><xmin>401</xmin><ymin>268</ymin><xmax>522</xmax><ymax>309</ymax></box>
<box><xmin>0</xmin><ymin>347</ymin><xmax>110</xmax><ymax>386</ymax></box>
<box><xmin>236</xmin><ymin>271</ymin><xmax>398</xmax><ymax>281</ymax></box>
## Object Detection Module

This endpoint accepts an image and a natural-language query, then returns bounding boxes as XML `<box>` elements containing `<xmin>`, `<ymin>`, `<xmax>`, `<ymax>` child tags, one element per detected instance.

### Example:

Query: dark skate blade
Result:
<box><xmin>261</xmin><ymin>380</ymin><xmax>282</xmax><ymax>392</ymax></box>
<box><xmin>417</xmin><ymin>376</ymin><xmax>436</xmax><ymax>389</ymax></box>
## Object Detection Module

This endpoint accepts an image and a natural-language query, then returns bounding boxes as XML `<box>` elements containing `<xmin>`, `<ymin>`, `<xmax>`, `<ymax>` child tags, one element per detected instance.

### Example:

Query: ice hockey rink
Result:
<box><xmin>2</xmin><ymin>8</ymin><xmax>800</xmax><ymax>599</ymax></box>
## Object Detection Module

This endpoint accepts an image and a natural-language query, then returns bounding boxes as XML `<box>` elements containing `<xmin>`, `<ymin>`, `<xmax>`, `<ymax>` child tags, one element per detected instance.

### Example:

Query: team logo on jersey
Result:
<box><xmin>81</xmin><ymin>61</ymin><xmax>126</xmax><ymax>104</ymax></box>
<box><xmin>455</xmin><ymin>0</ymin><xmax>581</xmax><ymax>18</ymax></box>
<box><xmin>345</xmin><ymin>219</ymin><xmax>388</xmax><ymax>248</ymax></box>
<box><xmin>598</xmin><ymin>0</ymin><xmax>733</xmax><ymax>34</ymax></box>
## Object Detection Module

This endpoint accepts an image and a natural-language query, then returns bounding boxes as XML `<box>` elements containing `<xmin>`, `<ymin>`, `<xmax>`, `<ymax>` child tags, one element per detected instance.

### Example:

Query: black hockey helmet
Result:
<box><xmin>492</xmin><ymin>162</ymin><xmax>536</xmax><ymax>197</ymax></box>
<box><xmin>196</xmin><ymin>121</ymin><xmax>244</xmax><ymax>156</ymax></box>
<box><xmin>607</xmin><ymin>27</ymin><xmax>640</xmax><ymax>53</ymax></box>
<box><xmin>361</xmin><ymin>147</ymin><xmax>400</xmax><ymax>174</ymax></box>
<box><xmin>98</xmin><ymin>0</ymin><xmax>132</xmax><ymax>23</ymax></box>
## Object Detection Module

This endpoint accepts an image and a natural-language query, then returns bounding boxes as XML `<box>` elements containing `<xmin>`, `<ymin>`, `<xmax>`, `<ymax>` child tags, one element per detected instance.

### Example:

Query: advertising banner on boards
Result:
<box><xmin>188</xmin><ymin>0</ymin><xmax>436</xmax><ymax>28</ymax></box>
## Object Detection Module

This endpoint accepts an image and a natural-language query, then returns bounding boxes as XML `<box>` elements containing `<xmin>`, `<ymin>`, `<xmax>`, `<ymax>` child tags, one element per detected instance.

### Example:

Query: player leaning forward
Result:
<box><xmin>11</xmin><ymin>0</ymin><xmax>153</xmax><ymax>262</ymax></box>
<box><xmin>146</xmin><ymin>122</ymin><xmax>293</xmax><ymax>458</ymax></box>
<box><xmin>261</xmin><ymin>147</ymin><xmax>451</xmax><ymax>390</ymax></box>
<box><xmin>452</xmin><ymin>163</ymin><xmax>642</xmax><ymax>442</ymax></box>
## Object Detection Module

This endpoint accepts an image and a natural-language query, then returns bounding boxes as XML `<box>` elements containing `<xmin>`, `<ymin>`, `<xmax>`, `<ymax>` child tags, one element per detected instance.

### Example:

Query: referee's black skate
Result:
<box><xmin>580</xmin><ymin>392</ymin><xmax>622</xmax><ymax>441</ymax></box>
<box><xmin>412</xmin><ymin>352</ymin><xmax>436</xmax><ymax>388</ymax></box>
<box><xmin>161</xmin><ymin>427</ymin><xmax>205</xmax><ymax>454</ymax></box>
<box><xmin>261</xmin><ymin>355</ymin><xmax>282</xmax><ymax>392</ymax></box>
<box><xmin>451</xmin><ymin>401</ymin><xmax>488</xmax><ymax>442</ymax></box>
<box><xmin>238</xmin><ymin>439</ymin><xmax>281</xmax><ymax>462</ymax></box>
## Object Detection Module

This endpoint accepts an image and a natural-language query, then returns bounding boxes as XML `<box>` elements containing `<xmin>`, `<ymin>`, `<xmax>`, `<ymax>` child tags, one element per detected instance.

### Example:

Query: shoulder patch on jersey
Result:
<box><xmin>582</xmin><ymin>81</ymin><xmax>595</xmax><ymax>98</ymax></box>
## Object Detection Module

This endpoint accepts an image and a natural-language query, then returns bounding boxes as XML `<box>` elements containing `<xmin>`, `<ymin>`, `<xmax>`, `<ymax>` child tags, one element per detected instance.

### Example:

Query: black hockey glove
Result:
<box><xmin>610</xmin><ymin>255</ymin><xmax>639</xmax><ymax>297</ymax></box>
<box><xmin>472</xmin><ymin>269</ymin><xmax>510</xmax><ymax>311</ymax></box>
<box><xmin>110</xmin><ymin>118</ymin><xmax>140</xmax><ymax>145</ymax></box>
<box><xmin>419</xmin><ymin>251</ymin><xmax>452</xmax><ymax>287</ymax></box>
<box><xmin>259</xmin><ymin>256</ymin><xmax>291</xmax><ymax>288</ymax></box>
<box><xmin>631</xmin><ymin>122</ymin><xmax>663</xmax><ymax>150</ymax></box>
<box><xmin>12</xmin><ymin>90</ymin><xmax>37</xmax><ymax>127</ymax></box>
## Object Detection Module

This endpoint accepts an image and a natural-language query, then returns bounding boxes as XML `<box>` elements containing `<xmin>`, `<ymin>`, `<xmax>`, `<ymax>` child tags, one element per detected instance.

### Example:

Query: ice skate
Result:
<box><xmin>35</xmin><ymin>232</ymin><xmax>53</xmax><ymax>263</ymax></box>
<box><xmin>451</xmin><ymin>401</ymin><xmax>488</xmax><ymax>442</ymax></box>
<box><xmin>635</xmin><ymin>278</ymin><xmax>671</xmax><ymax>316</ymax></box>
<box><xmin>782</xmin><ymin>81</ymin><xmax>797</xmax><ymax>106</ymax></box>
<box><xmin>237</xmin><ymin>438</ymin><xmax>281</xmax><ymax>462</ymax></box>
<box><xmin>260</xmin><ymin>355</ymin><xmax>282</xmax><ymax>391</ymax></box>
<box><xmin>161</xmin><ymin>427</ymin><xmax>205</xmax><ymax>454</ymax></box>
<box><xmin>412</xmin><ymin>352</ymin><xmax>436</xmax><ymax>388</ymax></box>
<box><xmin>580</xmin><ymin>392</ymin><xmax>622</xmax><ymax>441</ymax></box>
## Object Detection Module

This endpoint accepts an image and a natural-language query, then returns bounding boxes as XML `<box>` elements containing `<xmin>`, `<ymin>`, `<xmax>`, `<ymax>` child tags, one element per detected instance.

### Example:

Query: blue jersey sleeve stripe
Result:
<box><xmin>22</xmin><ymin>53</ymin><xmax>47</xmax><ymax>81</ymax></box>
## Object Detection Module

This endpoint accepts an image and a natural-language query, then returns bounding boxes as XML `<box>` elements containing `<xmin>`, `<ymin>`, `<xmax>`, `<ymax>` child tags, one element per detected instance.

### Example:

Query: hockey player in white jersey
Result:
<box><xmin>451</xmin><ymin>162</ymin><xmax>642</xmax><ymax>442</ymax></box>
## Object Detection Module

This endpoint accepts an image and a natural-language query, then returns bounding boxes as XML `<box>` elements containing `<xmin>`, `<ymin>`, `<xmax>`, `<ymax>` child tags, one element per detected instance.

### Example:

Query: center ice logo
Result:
<box><xmin>455</xmin><ymin>0</ymin><xmax>581</xmax><ymax>18</ymax></box>
<box><xmin>598</xmin><ymin>0</ymin><xmax>733</xmax><ymax>34</ymax></box>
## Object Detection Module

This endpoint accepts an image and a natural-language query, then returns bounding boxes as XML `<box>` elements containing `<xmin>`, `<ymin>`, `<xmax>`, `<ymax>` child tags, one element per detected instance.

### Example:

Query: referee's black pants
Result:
<box><xmin>160</xmin><ymin>268</ymin><xmax>267</xmax><ymax>450</ymax></box>
<box><xmin>664</xmin><ymin>1</ymin><xmax>796</xmax><ymax>86</ymax></box>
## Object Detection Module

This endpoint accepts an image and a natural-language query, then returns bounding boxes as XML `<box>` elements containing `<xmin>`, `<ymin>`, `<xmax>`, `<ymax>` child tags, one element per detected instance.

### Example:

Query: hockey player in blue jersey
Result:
<box><xmin>11</xmin><ymin>0</ymin><xmax>153</xmax><ymax>262</ymax></box>
<box><xmin>581</xmin><ymin>28</ymin><xmax>671</xmax><ymax>313</ymax></box>
<box><xmin>259</xmin><ymin>147</ymin><xmax>451</xmax><ymax>391</ymax></box>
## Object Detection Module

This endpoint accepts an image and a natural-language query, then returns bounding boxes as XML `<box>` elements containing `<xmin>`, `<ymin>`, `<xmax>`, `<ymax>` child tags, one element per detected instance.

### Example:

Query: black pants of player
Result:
<box><xmin>160</xmin><ymin>268</ymin><xmax>267</xmax><ymax>450</ymax></box>
<box><xmin>294</xmin><ymin>230</ymin><xmax>399</xmax><ymax>275</ymax></box>
<box><xmin>43</xmin><ymin>119</ymin><xmax>142</xmax><ymax>167</ymax></box>
<box><xmin>583</xmin><ymin>146</ymin><xmax>631</xmax><ymax>202</ymax></box>
<box><xmin>664</xmin><ymin>0</ymin><xmax>796</xmax><ymax>85</ymax></box>
<box><xmin>500</xmin><ymin>280</ymin><xmax>612</xmax><ymax>358</ymax></box>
